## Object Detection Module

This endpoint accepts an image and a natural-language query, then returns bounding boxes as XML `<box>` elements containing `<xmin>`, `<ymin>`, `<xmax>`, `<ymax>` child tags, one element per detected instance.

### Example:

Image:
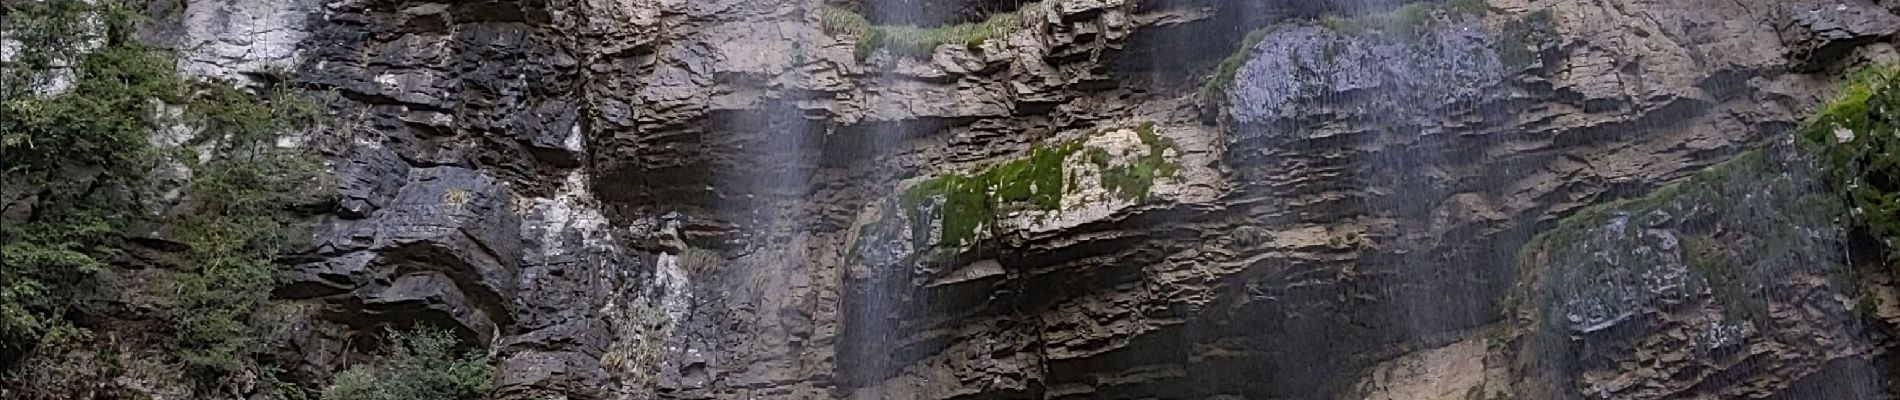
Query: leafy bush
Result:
<box><xmin>322</xmin><ymin>328</ymin><xmax>495</xmax><ymax>400</ymax></box>
<box><xmin>2</xmin><ymin>0</ymin><xmax>172</xmax><ymax>352</ymax></box>
<box><xmin>1</xmin><ymin>0</ymin><xmax>322</xmax><ymax>390</ymax></box>
<box><xmin>162</xmin><ymin>82</ymin><xmax>323</xmax><ymax>381</ymax></box>
<box><xmin>821</xmin><ymin>3</ymin><xmax>1046</xmax><ymax>60</ymax></box>
<box><xmin>1799</xmin><ymin>63</ymin><xmax>1899</xmax><ymax>268</ymax></box>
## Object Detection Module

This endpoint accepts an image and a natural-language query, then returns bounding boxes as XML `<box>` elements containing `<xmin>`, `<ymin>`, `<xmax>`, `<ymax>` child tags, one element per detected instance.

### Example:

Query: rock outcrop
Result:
<box><xmin>25</xmin><ymin>0</ymin><xmax>1895</xmax><ymax>398</ymax></box>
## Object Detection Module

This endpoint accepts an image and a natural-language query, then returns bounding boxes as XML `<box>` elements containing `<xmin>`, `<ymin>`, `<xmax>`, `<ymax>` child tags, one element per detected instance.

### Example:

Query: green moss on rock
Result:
<box><xmin>903</xmin><ymin>123</ymin><xmax>1181</xmax><ymax>249</ymax></box>
<box><xmin>1204</xmin><ymin>27</ymin><xmax>1276</xmax><ymax>97</ymax></box>
<box><xmin>1521</xmin><ymin>148</ymin><xmax>1847</xmax><ymax>326</ymax></box>
<box><xmin>1798</xmin><ymin>63</ymin><xmax>1900</xmax><ymax>270</ymax></box>
<box><xmin>1496</xmin><ymin>10</ymin><xmax>1554</xmax><ymax>72</ymax></box>
<box><xmin>903</xmin><ymin>140</ymin><xmax>1082</xmax><ymax>248</ymax></box>
<box><xmin>1098</xmin><ymin>122</ymin><xmax>1181</xmax><ymax>201</ymax></box>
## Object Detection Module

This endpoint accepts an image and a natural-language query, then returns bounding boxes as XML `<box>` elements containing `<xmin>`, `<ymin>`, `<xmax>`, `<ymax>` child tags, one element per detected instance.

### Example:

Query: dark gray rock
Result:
<box><xmin>360</xmin><ymin>272</ymin><xmax>501</xmax><ymax>345</ymax></box>
<box><xmin>332</xmin><ymin>145</ymin><xmax>411</xmax><ymax>220</ymax></box>
<box><xmin>1225</xmin><ymin>19</ymin><xmax>1507</xmax><ymax>130</ymax></box>
<box><xmin>1782</xmin><ymin>0</ymin><xmax>1900</xmax><ymax>69</ymax></box>
<box><xmin>496</xmin><ymin>350</ymin><xmax>615</xmax><ymax>400</ymax></box>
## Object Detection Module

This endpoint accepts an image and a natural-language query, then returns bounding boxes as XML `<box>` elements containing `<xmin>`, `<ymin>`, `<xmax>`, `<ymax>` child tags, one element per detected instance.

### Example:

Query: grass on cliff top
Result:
<box><xmin>821</xmin><ymin>2</ymin><xmax>1047</xmax><ymax>60</ymax></box>
<box><xmin>1799</xmin><ymin>62</ymin><xmax>1900</xmax><ymax>268</ymax></box>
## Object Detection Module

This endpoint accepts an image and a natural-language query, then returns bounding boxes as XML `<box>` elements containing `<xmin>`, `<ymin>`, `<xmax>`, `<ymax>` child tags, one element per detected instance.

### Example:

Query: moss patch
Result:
<box><xmin>1521</xmin><ymin>149</ymin><xmax>1847</xmax><ymax>327</ymax></box>
<box><xmin>1092</xmin><ymin>122</ymin><xmax>1182</xmax><ymax>201</ymax></box>
<box><xmin>903</xmin><ymin>140</ymin><xmax>1083</xmax><ymax>248</ymax></box>
<box><xmin>903</xmin><ymin>123</ymin><xmax>1181</xmax><ymax>249</ymax></box>
<box><xmin>821</xmin><ymin>3</ymin><xmax>1047</xmax><ymax>60</ymax></box>
<box><xmin>1798</xmin><ymin>63</ymin><xmax>1900</xmax><ymax>270</ymax></box>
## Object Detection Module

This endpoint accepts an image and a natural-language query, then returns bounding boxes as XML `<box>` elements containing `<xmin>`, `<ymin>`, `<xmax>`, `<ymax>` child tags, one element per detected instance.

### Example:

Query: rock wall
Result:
<box><xmin>71</xmin><ymin>0</ymin><xmax>1900</xmax><ymax>398</ymax></box>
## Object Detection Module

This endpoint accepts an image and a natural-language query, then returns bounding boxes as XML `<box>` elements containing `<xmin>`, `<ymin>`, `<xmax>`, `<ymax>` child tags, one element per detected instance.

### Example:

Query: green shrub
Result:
<box><xmin>322</xmin><ymin>328</ymin><xmax>495</xmax><ymax>400</ymax></box>
<box><xmin>1799</xmin><ymin>63</ymin><xmax>1900</xmax><ymax>268</ymax></box>
<box><xmin>1</xmin><ymin>0</ymin><xmax>173</xmax><ymax>352</ymax></box>
<box><xmin>820</xmin><ymin>3</ymin><xmax>1046</xmax><ymax>60</ymax></box>
<box><xmin>0</xmin><ymin>0</ymin><xmax>323</xmax><ymax>389</ymax></box>
<box><xmin>161</xmin><ymin>133</ymin><xmax>319</xmax><ymax>380</ymax></box>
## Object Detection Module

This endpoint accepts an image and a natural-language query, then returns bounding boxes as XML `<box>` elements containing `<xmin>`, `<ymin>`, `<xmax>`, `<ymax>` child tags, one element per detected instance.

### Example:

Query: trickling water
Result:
<box><xmin>839</xmin><ymin>0</ymin><xmax>925</xmax><ymax>396</ymax></box>
<box><xmin>814</xmin><ymin>0</ymin><xmax>1898</xmax><ymax>398</ymax></box>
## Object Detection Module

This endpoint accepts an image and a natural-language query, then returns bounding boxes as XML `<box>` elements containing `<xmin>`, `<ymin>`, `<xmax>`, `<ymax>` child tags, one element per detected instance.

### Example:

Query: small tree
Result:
<box><xmin>322</xmin><ymin>328</ymin><xmax>494</xmax><ymax>400</ymax></box>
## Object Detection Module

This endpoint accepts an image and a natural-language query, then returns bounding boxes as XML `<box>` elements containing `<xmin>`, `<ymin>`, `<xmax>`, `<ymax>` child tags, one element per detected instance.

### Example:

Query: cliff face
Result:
<box><xmin>8</xmin><ymin>0</ymin><xmax>1899</xmax><ymax>399</ymax></box>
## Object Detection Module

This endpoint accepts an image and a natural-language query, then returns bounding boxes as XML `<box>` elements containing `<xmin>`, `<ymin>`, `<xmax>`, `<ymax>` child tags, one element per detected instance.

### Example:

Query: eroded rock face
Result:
<box><xmin>1509</xmin><ymin>138</ymin><xmax>1892</xmax><ymax>399</ymax></box>
<box><xmin>89</xmin><ymin>0</ymin><xmax>1900</xmax><ymax>398</ymax></box>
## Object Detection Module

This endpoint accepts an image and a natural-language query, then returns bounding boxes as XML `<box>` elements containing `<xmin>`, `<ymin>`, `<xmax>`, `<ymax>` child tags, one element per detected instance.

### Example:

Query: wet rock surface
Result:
<box><xmin>52</xmin><ymin>0</ymin><xmax>1900</xmax><ymax>398</ymax></box>
<box><xmin>1510</xmin><ymin>138</ymin><xmax>1894</xmax><ymax>399</ymax></box>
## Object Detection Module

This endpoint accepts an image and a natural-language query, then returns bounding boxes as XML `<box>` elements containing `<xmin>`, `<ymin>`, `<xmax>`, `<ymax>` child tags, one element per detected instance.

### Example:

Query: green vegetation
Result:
<box><xmin>1091</xmin><ymin>122</ymin><xmax>1181</xmax><ymax>201</ymax></box>
<box><xmin>1798</xmin><ymin>63</ymin><xmax>1900</xmax><ymax>270</ymax></box>
<box><xmin>903</xmin><ymin>140</ymin><xmax>1083</xmax><ymax>248</ymax></box>
<box><xmin>1318</xmin><ymin>0</ymin><xmax>1488</xmax><ymax>42</ymax></box>
<box><xmin>161</xmin><ymin>84</ymin><xmax>321</xmax><ymax>381</ymax></box>
<box><xmin>677</xmin><ymin>246</ymin><xmax>724</xmax><ymax>277</ymax></box>
<box><xmin>820</xmin><ymin>3</ymin><xmax>1046</xmax><ymax>60</ymax></box>
<box><xmin>1</xmin><ymin>0</ymin><xmax>322</xmax><ymax>392</ymax></box>
<box><xmin>902</xmin><ymin>124</ymin><xmax>1181</xmax><ymax>249</ymax></box>
<box><xmin>1204</xmin><ymin>27</ymin><xmax>1276</xmax><ymax>98</ymax></box>
<box><xmin>1521</xmin><ymin>149</ymin><xmax>1847</xmax><ymax>324</ymax></box>
<box><xmin>321</xmin><ymin>328</ymin><xmax>495</xmax><ymax>400</ymax></box>
<box><xmin>2</xmin><ymin>0</ymin><xmax>170</xmax><ymax>351</ymax></box>
<box><xmin>601</xmin><ymin>301</ymin><xmax>671</xmax><ymax>389</ymax></box>
<box><xmin>1682</xmin><ymin>234</ymin><xmax>1767</xmax><ymax>321</ymax></box>
<box><xmin>1318</xmin><ymin>2</ymin><xmax>1439</xmax><ymax>42</ymax></box>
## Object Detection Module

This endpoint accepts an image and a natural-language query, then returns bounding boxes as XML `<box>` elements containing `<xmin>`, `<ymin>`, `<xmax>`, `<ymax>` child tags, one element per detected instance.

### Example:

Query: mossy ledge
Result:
<box><xmin>820</xmin><ymin>2</ymin><xmax>1047</xmax><ymax>60</ymax></box>
<box><xmin>901</xmin><ymin>123</ymin><xmax>1180</xmax><ymax>249</ymax></box>
<box><xmin>1516</xmin><ymin>147</ymin><xmax>1847</xmax><ymax>326</ymax></box>
<box><xmin>1798</xmin><ymin>63</ymin><xmax>1899</xmax><ymax>270</ymax></box>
